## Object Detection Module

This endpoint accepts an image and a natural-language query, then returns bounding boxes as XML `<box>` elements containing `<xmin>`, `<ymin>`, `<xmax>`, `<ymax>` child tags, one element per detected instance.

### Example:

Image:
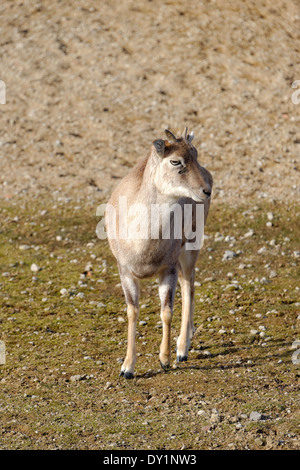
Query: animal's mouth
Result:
<box><xmin>190</xmin><ymin>190</ymin><xmax>209</xmax><ymax>203</ymax></box>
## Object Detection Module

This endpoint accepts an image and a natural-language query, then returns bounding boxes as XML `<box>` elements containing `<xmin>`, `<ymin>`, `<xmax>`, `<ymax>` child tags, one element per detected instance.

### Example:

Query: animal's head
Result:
<box><xmin>151</xmin><ymin>127</ymin><xmax>213</xmax><ymax>202</ymax></box>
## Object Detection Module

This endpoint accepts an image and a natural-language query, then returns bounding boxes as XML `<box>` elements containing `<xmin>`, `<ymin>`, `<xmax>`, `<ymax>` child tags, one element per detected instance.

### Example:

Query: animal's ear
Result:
<box><xmin>164</xmin><ymin>129</ymin><xmax>178</xmax><ymax>143</ymax></box>
<box><xmin>153</xmin><ymin>139</ymin><xmax>165</xmax><ymax>157</ymax></box>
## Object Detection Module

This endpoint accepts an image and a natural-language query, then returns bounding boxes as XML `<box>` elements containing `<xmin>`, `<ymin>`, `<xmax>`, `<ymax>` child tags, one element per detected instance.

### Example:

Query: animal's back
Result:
<box><xmin>108</xmin><ymin>155</ymin><xmax>148</xmax><ymax>208</ymax></box>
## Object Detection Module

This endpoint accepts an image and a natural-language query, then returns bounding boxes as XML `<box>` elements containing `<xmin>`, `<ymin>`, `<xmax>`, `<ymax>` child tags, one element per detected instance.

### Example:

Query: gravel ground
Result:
<box><xmin>0</xmin><ymin>198</ymin><xmax>299</xmax><ymax>450</ymax></box>
<box><xmin>0</xmin><ymin>0</ymin><xmax>300</xmax><ymax>203</ymax></box>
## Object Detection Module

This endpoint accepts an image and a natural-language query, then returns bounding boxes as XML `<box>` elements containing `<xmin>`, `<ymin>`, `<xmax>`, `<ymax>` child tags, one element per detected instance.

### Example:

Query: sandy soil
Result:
<box><xmin>0</xmin><ymin>0</ymin><xmax>300</xmax><ymax>204</ymax></box>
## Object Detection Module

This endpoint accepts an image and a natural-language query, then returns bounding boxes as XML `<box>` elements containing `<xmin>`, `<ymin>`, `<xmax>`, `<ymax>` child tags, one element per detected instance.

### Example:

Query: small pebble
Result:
<box><xmin>250</xmin><ymin>411</ymin><xmax>262</xmax><ymax>421</ymax></box>
<box><xmin>30</xmin><ymin>263</ymin><xmax>40</xmax><ymax>272</ymax></box>
<box><xmin>19</xmin><ymin>244</ymin><xmax>30</xmax><ymax>250</ymax></box>
<box><xmin>70</xmin><ymin>374</ymin><xmax>86</xmax><ymax>382</ymax></box>
<box><xmin>222</xmin><ymin>250</ymin><xmax>237</xmax><ymax>260</ymax></box>
<box><xmin>244</xmin><ymin>228</ymin><xmax>254</xmax><ymax>238</ymax></box>
<box><xmin>210</xmin><ymin>412</ymin><xmax>221</xmax><ymax>424</ymax></box>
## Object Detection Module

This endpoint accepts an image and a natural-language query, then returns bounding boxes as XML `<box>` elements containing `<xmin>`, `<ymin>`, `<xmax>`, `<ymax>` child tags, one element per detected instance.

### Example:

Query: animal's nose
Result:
<box><xmin>203</xmin><ymin>188</ymin><xmax>211</xmax><ymax>198</ymax></box>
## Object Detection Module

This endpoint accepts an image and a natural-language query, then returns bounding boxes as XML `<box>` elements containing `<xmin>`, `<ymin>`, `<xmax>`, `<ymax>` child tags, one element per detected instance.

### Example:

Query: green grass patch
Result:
<box><xmin>0</xmin><ymin>196</ymin><xmax>299</xmax><ymax>450</ymax></box>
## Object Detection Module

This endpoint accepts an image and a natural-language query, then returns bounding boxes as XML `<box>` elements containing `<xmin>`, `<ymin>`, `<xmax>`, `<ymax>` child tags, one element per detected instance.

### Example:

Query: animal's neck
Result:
<box><xmin>129</xmin><ymin>157</ymin><xmax>180</xmax><ymax>244</ymax></box>
<box><xmin>138</xmin><ymin>154</ymin><xmax>179</xmax><ymax>207</ymax></box>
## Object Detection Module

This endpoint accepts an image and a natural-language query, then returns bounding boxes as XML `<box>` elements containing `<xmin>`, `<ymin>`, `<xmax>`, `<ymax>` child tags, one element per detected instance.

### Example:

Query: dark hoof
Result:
<box><xmin>160</xmin><ymin>361</ymin><xmax>170</xmax><ymax>373</ymax></box>
<box><xmin>176</xmin><ymin>355</ymin><xmax>188</xmax><ymax>363</ymax></box>
<box><xmin>120</xmin><ymin>370</ymin><xmax>134</xmax><ymax>379</ymax></box>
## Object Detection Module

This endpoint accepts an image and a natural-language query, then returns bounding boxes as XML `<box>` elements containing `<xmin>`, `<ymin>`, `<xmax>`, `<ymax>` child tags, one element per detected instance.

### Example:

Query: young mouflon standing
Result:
<box><xmin>105</xmin><ymin>127</ymin><xmax>213</xmax><ymax>378</ymax></box>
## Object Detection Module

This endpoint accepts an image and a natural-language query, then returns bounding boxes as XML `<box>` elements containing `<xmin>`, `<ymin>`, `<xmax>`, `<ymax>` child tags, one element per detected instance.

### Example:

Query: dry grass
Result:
<box><xmin>0</xmin><ymin>196</ymin><xmax>299</xmax><ymax>449</ymax></box>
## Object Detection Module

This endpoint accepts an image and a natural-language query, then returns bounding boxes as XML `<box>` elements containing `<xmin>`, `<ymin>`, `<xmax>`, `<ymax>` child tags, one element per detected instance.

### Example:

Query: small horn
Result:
<box><xmin>182</xmin><ymin>126</ymin><xmax>194</xmax><ymax>142</ymax></box>
<box><xmin>187</xmin><ymin>130</ymin><xmax>194</xmax><ymax>143</ymax></box>
<box><xmin>164</xmin><ymin>129</ymin><xmax>177</xmax><ymax>143</ymax></box>
<box><xmin>182</xmin><ymin>126</ymin><xmax>188</xmax><ymax>139</ymax></box>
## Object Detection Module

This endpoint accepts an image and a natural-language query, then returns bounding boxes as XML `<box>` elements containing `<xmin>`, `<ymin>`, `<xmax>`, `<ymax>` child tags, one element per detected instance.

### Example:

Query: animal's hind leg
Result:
<box><xmin>158</xmin><ymin>266</ymin><xmax>178</xmax><ymax>370</ymax></box>
<box><xmin>118</xmin><ymin>265</ymin><xmax>140</xmax><ymax>379</ymax></box>
<box><xmin>176</xmin><ymin>247</ymin><xmax>199</xmax><ymax>362</ymax></box>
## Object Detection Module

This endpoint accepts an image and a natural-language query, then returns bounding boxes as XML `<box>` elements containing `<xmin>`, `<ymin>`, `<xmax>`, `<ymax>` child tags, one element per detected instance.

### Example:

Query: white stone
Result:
<box><xmin>250</xmin><ymin>411</ymin><xmax>262</xmax><ymax>421</ymax></box>
<box><xmin>30</xmin><ymin>263</ymin><xmax>40</xmax><ymax>272</ymax></box>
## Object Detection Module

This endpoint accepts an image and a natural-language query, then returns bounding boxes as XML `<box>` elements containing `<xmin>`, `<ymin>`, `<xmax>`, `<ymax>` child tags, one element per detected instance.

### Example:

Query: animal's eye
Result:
<box><xmin>170</xmin><ymin>160</ymin><xmax>181</xmax><ymax>166</ymax></box>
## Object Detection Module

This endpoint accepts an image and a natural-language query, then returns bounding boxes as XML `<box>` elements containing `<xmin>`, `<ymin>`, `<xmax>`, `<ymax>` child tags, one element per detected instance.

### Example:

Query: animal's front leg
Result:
<box><xmin>177</xmin><ymin>273</ymin><xmax>193</xmax><ymax>362</ymax></box>
<box><xmin>118</xmin><ymin>267</ymin><xmax>140</xmax><ymax>379</ymax></box>
<box><xmin>158</xmin><ymin>267</ymin><xmax>178</xmax><ymax>370</ymax></box>
<box><xmin>176</xmin><ymin>247</ymin><xmax>198</xmax><ymax>362</ymax></box>
<box><xmin>121</xmin><ymin>304</ymin><xmax>139</xmax><ymax>379</ymax></box>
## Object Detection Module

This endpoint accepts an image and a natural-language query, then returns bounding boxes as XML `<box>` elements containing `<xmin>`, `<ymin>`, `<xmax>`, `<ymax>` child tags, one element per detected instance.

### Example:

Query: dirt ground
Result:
<box><xmin>0</xmin><ymin>0</ymin><xmax>299</xmax><ymax>203</ymax></box>
<box><xmin>0</xmin><ymin>0</ymin><xmax>300</xmax><ymax>452</ymax></box>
